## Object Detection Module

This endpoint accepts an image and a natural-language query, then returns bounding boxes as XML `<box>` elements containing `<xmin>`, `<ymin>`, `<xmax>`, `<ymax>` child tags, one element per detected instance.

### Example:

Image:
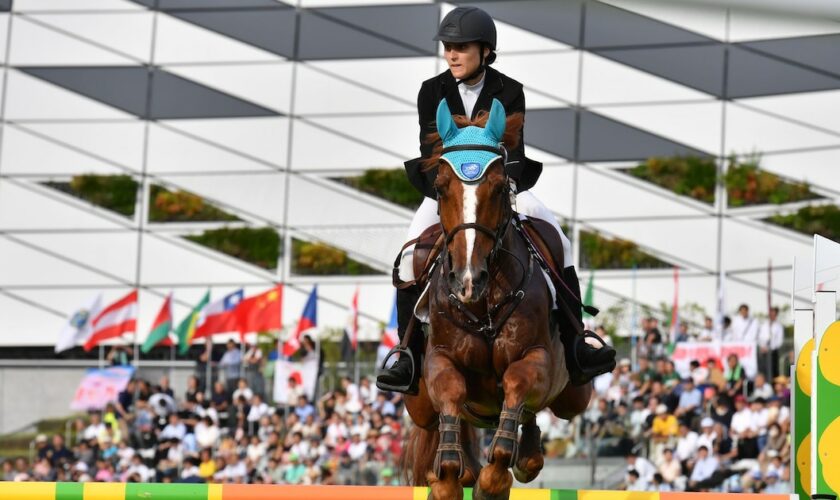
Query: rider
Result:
<box><xmin>376</xmin><ymin>6</ymin><xmax>616</xmax><ymax>395</ymax></box>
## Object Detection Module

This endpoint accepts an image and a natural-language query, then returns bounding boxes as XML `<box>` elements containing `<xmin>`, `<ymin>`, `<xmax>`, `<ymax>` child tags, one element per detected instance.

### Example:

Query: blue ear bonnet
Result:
<box><xmin>436</xmin><ymin>98</ymin><xmax>507</xmax><ymax>182</ymax></box>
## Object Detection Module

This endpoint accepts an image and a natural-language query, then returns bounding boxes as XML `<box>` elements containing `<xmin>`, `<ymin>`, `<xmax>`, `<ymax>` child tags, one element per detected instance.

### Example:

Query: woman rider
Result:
<box><xmin>376</xmin><ymin>6</ymin><xmax>616</xmax><ymax>395</ymax></box>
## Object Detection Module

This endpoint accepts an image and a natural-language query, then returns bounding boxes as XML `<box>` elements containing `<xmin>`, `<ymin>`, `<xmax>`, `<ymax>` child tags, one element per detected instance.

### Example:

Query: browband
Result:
<box><xmin>441</xmin><ymin>144</ymin><xmax>503</xmax><ymax>155</ymax></box>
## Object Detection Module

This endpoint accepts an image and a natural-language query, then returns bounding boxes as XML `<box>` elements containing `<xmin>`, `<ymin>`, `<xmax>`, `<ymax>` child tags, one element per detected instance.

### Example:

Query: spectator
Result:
<box><xmin>758</xmin><ymin>307</ymin><xmax>784</xmax><ymax>378</ymax></box>
<box><xmin>731</xmin><ymin>304</ymin><xmax>759</xmax><ymax>343</ymax></box>
<box><xmin>626</xmin><ymin>452</ymin><xmax>656</xmax><ymax>484</ymax></box>
<box><xmin>243</xmin><ymin>343</ymin><xmax>265</xmax><ymax>397</ymax></box>
<box><xmin>674</xmin><ymin>379</ymin><xmax>702</xmax><ymax>423</ymax></box>
<box><xmin>657</xmin><ymin>448</ymin><xmax>683</xmax><ymax>489</ymax></box>
<box><xmin>626</xmin><ymin>469</ymin><xmax>646</xmax><ymax>491</ymax></box>
<box><xmin>219</xmin><ymin>340</ymin><xmax>242</xmax><ymax>394</ymax></box>
<box><xmin>724</xmin><ymin>354</ymin><xmax>746</xmax><ymax>399</ymax></box>
<box><xmin>674</xmin><ymin>422</ymin><xmax>699</xmax><ymax>465</ymax></box>
<box><xmin>698</xmin><ymin>316</ymin><xmax>716</xmax><ymax>342</ymax></box>
<box><xmin>689</xmin><ymin>360</ymin><xmax>709</xmax><ymax>387</ymax></box>
<box><xmin>687</xmin><ymin>446</ymin><xmax>719</xmax><ymax>491</ymax></box>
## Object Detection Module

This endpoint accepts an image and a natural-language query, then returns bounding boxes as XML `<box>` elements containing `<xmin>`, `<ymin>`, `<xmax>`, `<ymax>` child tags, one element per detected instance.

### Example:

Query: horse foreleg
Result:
<box><xmin>513</xmin><ymin>418</ymin><xmax>544</xmax><ymax>483</ymax></box>
<box><xmin>476</xmin><ymin>348</ymin><xmax>550</xmax><ymax>500</ymax></box>
<box><xmin>425</xmin><ymin>351</ymin><xmax>469</xmax><ymax>500</ymax></box>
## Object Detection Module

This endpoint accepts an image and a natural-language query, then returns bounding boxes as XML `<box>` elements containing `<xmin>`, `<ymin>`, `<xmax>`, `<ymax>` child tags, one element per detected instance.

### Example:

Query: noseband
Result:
<box><xmin>436</xmin><ymin>147</ymin><xmax>534</xmax><ymax>339</ymax></box>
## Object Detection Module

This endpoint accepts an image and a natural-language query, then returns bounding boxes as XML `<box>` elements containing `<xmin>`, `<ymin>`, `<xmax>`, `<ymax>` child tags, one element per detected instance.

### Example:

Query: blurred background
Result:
<box><xmin>0</xmin><ymin>0</ymin><xmax>838</xmax><ymax>493</ymax></box>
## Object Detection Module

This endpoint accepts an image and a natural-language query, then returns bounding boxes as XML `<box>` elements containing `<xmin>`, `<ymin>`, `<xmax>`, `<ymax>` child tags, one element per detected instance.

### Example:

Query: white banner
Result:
<box><xmin>70</xmin><ymin>366</ymin><xmax>134</xmax><ymax>411</ymax></box>
<box><xmin>273</xmin><ymin>355</ymin><xmax>319</xmax><ymax>405</ymax></box>
<box><xmin>671</xmin><ymin>341</ymin><xmax>758</xmax><ymax>379</ymax></box>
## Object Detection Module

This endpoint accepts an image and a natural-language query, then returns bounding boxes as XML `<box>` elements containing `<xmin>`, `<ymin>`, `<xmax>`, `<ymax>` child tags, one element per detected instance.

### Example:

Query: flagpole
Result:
<box><xmin>169</xmin><ymin>343</ymin><xmax>175</xmax><ymax>385</ymax></box>
<box><xmin>354</xmin><ymin>340</ymin><xmax>360</xmax><ymax>388</ymax></box>
<box><xmin>631</xmin><ymin>264</ymin><xmax>638</xmax><ymax>371</ymax></box>
<box><xmin>98</xmin><ymin>345</ymin><xmax>104</xmax><ymax>370</ymax></box>
<box><xmin>205</xmin><ymin>337</ymin><xmax>212</xmax><ymax>399</ymax></box>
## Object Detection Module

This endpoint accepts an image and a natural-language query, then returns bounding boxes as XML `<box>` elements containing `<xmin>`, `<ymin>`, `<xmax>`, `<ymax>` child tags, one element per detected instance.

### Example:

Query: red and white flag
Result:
<box><xmin>83</xmin><ymin>290</ymin><xmax>138</xmax><ymax>351</ymax></box>
<box><xmin>193</xmin><ymin>289</ymin><xmax>243</xmax><ymax>339</ymax></box>
<box><xmin>382</xmin><ymin>293</ymin><xmax>399</xmax><ymax>349</ymax></box>
<box><xmin>346</xmin><ymin>287</ymin><xmax>359</xmax><ymax>351</ymax></box>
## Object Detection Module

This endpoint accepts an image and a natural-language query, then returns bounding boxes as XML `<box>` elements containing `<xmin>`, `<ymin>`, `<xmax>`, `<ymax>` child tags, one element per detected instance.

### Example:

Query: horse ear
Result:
<box><xmin>486</xmin><ymin>98</ymin><xmax>506</xmax><ymax>142</ymax></box>
<box><xmin>436</xmin><ymin>99</ymin><xmax>457</xmax><ymax>142</ymax></box>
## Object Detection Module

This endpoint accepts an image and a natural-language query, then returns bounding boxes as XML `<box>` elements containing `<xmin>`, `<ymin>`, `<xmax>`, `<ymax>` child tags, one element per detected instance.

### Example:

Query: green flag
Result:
<box><xmin>582</xmin><ymin>271</ymin><xmax>594</xmax><ymax>318</ymax></box>
<box><xmin>176</xmin><ymin>290</ymin><xmax>210</xmax><ymax>355</ymax></box>
<box><xmin>141</xmin><ymin>294</ymin><xmax>173</xmax><ymax>354</ymax></box>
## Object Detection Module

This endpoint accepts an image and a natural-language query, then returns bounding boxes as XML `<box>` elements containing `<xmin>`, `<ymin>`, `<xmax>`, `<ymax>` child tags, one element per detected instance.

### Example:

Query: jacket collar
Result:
<box><xmin>439</xmin><ymin>66</ymin><xmax>504</xmax><ymax>120</ymax></box>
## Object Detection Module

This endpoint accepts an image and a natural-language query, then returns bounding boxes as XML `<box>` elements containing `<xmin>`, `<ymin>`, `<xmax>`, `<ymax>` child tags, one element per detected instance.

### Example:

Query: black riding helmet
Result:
<box><xmin>434</xmin><ymin>7</ymin><xmax>497</xmax><ymax>83</ymax></box>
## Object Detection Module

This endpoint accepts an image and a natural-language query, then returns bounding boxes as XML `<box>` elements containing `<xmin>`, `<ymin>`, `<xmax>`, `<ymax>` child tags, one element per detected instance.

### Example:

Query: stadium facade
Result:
<box><xmin>0</xmin><ymin>0</ymin><xmax>839</xmax><ymax>346</ymax></box>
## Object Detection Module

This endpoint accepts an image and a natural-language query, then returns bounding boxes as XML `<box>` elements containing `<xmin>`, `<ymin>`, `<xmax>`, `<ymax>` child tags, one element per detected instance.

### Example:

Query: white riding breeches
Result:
<box><xmin>398</xmin><ymin>191</ymin><xmax>573</xmax><ymax>282</ymax></box>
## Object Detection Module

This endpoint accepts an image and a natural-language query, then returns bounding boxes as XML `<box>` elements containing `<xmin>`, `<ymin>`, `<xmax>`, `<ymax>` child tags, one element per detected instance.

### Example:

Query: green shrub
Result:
<box><xmin>768</xmin><ymin>205</ymin><xmax>840</xmax><ymax>241</ymax></box>
<box><xmin>150</xmin><ymin>185</ymin><xmax>239</xmax><ymax>222</ymax></box>
<box><xmin>627</xmin><ymin>156</ymin><xmax>717</xmax><ymax>204</ymax></box>
<box><xmin>186</xmin><ymin>227</ymin><xmax>279</xmax><ymax>270</ymax></box>
<box><xmin>44</xmin><ymin>174</ymin><xmax>139</xmax><ymax>216</ymax></box>
<box><xmin>292</xmin><ymin>239</ymin><xmax>380</xmax><ymax>276</ymax></box>
<box><xmin>725</xmin><ymin>159</ymin><xmax>815</xmax><ymax>207</ymax></box>
<box><xmin>579</xmin><ymin>230</ymin><xmax>671</xmax><ymax>269</ymax></box>
<box><xmin>339</xmin><ymin>168</ymin><xmax>423</xmax><ymax>209</ymax></box>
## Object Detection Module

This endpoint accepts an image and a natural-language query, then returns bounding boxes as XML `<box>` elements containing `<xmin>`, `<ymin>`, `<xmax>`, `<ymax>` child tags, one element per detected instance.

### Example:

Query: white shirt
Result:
<box><xmin>730</xmin><ymin>408</ymin><xmax>757</xmax><ymax>435</ymax></box>
<box><xmin>758</xmin><ymin>320</ymin><xmax>784</xmax><ymax>350</ymax></box>
<box><xmin>629</xmin><ymin>457</ymin><xmax>657</xmax><ymax>482</ymax></box>
<box><xmin>697</xmin><ymin>430</ymin><xmax>717</xmax><ymax>452</ymax></box>
<box><xmin>731</xmin><ymin>315</ymin><xmax>759</xmax><ymax>343</ymax></box>
<box><xmin>458</xmin><ymin>72</ymin><xmax>486</xmax><ymax>119</ymax></box>
<box><xmin>676</xmin><ymin>431</ymin><xmax>699</xmax><ymax>462</ymax></box>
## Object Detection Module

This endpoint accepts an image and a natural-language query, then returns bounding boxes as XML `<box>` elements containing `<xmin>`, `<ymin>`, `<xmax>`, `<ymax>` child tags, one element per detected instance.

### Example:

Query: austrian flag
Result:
<box><xmin>83</xmin><ymin>290</ymin><xmax>138</xmax><ymax>351</ymax></box>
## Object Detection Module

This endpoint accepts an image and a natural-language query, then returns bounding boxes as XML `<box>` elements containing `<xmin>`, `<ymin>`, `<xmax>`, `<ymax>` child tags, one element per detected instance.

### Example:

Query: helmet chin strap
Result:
<box><xmin>455</xmin><ymin>47</ymin><xmax>486</xmax><ymax>87</ymax></box>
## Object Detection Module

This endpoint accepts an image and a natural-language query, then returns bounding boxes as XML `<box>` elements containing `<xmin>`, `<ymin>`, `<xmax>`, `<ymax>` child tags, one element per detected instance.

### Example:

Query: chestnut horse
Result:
<box><xmin>400</xmin><ymin>99</ymin><xmax>592</xmax><ymax>500</ymax></box>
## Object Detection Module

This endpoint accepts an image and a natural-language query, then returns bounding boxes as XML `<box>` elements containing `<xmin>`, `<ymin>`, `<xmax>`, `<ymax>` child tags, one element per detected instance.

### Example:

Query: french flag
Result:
<box><xmin>284</xmin><ymin>286</ymin><xmax>317</xmax><ymax>357</ymax></box>
<box><xmin>194</xmin><ymin>289</ymin><xmax>244</xmax><ymax>339</ymax></box>
<box><xmin>382</xmin><ymin>293</ymin><xmax>399</xmax><ymax>350</ymax></box>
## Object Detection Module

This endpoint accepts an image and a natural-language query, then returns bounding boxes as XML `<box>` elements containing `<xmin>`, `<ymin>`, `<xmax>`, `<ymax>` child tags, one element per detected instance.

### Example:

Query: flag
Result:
<box><xmin>83</xmin><ymin>290</ymin><xmax>138</xmax><ymax>351</ymax></box>
<box><xmin>194</xmin><ymin>289</ymin><xmax>244</xmax><ymax>339</ymax></box>
<box><xmin>176</xmin><ymin>291</ymin><xmax>210</xmax><ymax>355</ymax></box>
<box><xmin>141</xmin><ymin>294</ymin><xmax>173</xmax><ymax>353</ymax></box>
<box><xmin>582</xmin><ymin>271</ymin><xmax>595</xmax><ymax>318</ymax></box>
<box><xmin>56</xmin><ymin>294</ymin><xmax>103</xmax><ymax>353</ymax></box>
<box><xmin>236</xmin><ymin>285</ymin><xmax>283</xmax><ymax>338</ymax></box>
<box><xmin>347</xmin><ymin>287</ymin><xmax>360</xmax><ymax>350</ymax></box>
<box><xmin>382</xmin><ymin>293</ymin><xmax>399</xmax><ymax>350</ymax></box>
<box><xmin>284</xmin><ymin>286</ymin><xmax>317</xmax><ymax>357</ymax></box>
<box><xmin>671</xmin><ymin>266</ymin><xmax>680</xmax><ymax>344</ymax></box>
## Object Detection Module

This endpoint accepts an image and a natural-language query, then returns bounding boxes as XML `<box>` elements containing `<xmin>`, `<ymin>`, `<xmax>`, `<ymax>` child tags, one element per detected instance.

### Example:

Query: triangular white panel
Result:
<box><xmin>759</xmin><ymin>147</ymin><xmax>840</xmax><ymax>194</ymax></box>
<box><xmin>591</xmin><ymin>101</ymin><xmax>722</xmax><ymax>154</ymax></box>
<box><xmin>15</xmin><ymin>232</ymin><xmax>139</xmax><ymax>283</ymax></box>
<box><xmin>161</xmin><ymin>117</ymin><xmax>289</xmax><ymax>168</ymax></box>
<box><xmin>735</xmin><ymin>91</ymin><xmax>840</xmax><ymax>136</ymax></box>
<box><xmin>156</xmin><ymin>173</ymin><xmax>287</xmax><ymax>225</ymax></box>
<box><xmin>0</xmin><ymin>292</ymin><xmax>66</xmax><ymax>347</ymax></box>
<box><xmin>307</xmin><ymin>57</ymin><xmax>437</xmax><ymax>106</ymax></box>
<box><xmin>301</xmin><ymin>226</ymin><xmax>405</xmax><ymax>270</ymax></box>
<box><xmin>165</xmin><ymin>62</ymin><xmax>294</xmax><ymax>114</ymax></box>
<box><xmin>301</xmin><ymin>0</ymin><xmax>432</xmax><ymax>6</ymax></box>
<box><xmin>146</xmin><ymin>122</ymin><xmax>279</xmax><ymax>174</ymax></box>
<box><xmin>0</xmin><ymin>180</ymin><xmax>128</xmax><ymax>230</ymax></box>
<box><xmin>600</xmin><ymin>0</ymin><xmax>727</xmax><ymax>41</ymax></box>
<box><xmin>581</xmin><ymin>52</ymin><xmax>713</xmax><ymax>105</ymax></box>
<box><xmin>494</xmin><ymin>51</ymin><xmax>580</xmax><ymax>106</ymax></box>
<box><xmin>729</xmin><ymin>9</ymin><xmax>840</xmax><ymax>42</ymax></box>
<box><xmin>140</xmin><ymin>233</ymin><xmax>274</xmax><ymax>286</ymax></box>
<box><xmin>21</xmin><ymin>122</ymin><xmax>146</xmax><ymax>173</ymax></box>
<box><xmin>726</xmin><ymin>104</ymin><xmax>840</xmax><ymax>155</ymax></box>
<box><xmin>287</xmin><ymin>174</ymin><xmax>411</xmax><ymax>227</ymax></box>
<box><xmin>0</xmin><ymin>235</ymin><xmax>127</xmax><ymax>286</ymax></box>
<box><xmin>28</xmin><ymin>12</ymin><xmax>154</xmax><ymax>63</ymax></box>
<box><xmin>1</xmin><ymin>125</ymin><xmax>135</xmax><ymax>176</ymax></box>
<box><xmin>5</xmin><ymin>69</ymin><xmax>134</xmax><ymax>120</ymax></box>
<box><xmin>154</xmin><ymin>14</ymin><xmax>282</xmax><ymax>65</ymax></box>
<box><xmin>290</xmin><ymin>118</ymin><xmax>407</xmax><ymax>170</ymax></box>
<box><xmin>9</xmin><ymin>16</ymin><xmax>138</xmax><ymax>66</ymax></box>
<box><xmin>295</xmin><ymin>64</ymin><xmax>416</xmax><ymax>115</ymax></box>
<box><xmin>14</xmin><ymin>0</ymin><xmax>143</xmax><ymax>11</ymax></box>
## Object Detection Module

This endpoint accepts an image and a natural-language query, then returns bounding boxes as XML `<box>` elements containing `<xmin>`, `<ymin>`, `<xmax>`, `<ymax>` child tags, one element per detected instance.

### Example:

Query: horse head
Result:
<box><xmin>433</xmin><ymin>98</ymin><xmax>519</xmax><ymax>303</ymax></box>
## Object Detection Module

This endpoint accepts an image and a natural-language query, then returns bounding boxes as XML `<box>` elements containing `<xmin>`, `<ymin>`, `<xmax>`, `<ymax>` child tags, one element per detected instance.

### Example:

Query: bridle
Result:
<box><xmin>435</xmin><ymin>144</ymin><xmax>534</xmax><ymax>339</ymax></box>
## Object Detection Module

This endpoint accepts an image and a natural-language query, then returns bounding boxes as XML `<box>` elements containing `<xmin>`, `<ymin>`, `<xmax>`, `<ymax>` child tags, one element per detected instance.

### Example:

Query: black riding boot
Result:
<box><xmin>376</xmin><ymin>285</ymin><xmax>423</xmax><ymax>395</ymax></box>
<box><xmin>559</xmin><ymin>267</ymin><xmax>617</xmax><ymax>386</ymax></box>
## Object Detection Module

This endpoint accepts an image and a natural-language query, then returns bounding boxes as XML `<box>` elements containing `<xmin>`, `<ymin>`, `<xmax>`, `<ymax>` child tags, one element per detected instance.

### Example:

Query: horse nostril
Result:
<box><xmin>448</xmin><ymin>271</ymin><xmax>459</xmax><ymax>289</ymax></box>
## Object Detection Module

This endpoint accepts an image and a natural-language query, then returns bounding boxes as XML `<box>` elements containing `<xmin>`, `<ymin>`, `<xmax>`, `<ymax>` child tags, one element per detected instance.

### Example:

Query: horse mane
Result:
<box><xmin>421</xmin><ymin>111</ymin><xmax>524</xmax><ymax>171</ymax></box>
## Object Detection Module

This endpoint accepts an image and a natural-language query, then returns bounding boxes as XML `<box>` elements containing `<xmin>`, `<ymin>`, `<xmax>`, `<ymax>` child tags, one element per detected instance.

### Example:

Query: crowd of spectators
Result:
<box><xmin>579</xmin><ymin>309</ymin><xmax>792</xmax><ymax>494</ymax></box>
<box><xmin>3</xmin><ymin>305</ymin><xmax>792</xmax><ymax>493</ymax></box>
<box><xmin>3</xmin><ymin>339</ymin><xmax>406</xmax><ymax>486</ymax></box>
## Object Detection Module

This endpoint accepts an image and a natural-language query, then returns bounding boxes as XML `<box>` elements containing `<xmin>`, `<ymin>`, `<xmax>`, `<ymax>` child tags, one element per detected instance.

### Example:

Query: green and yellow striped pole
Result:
<box><xmin>793</xmin><ymin>306</ymin><xmax>814</xmax><ymax>499</ymax></box>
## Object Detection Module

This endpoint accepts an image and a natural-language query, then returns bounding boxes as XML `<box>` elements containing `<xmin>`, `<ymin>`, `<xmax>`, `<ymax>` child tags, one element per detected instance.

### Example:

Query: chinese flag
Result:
<box><xmin>236</xmin><ymin>285</ymin><xmax>283</xmax><ymax>339</ymax></box>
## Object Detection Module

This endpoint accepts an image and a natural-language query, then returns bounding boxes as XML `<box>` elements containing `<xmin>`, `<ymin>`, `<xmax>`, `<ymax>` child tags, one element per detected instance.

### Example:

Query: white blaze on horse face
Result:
<box><xmin>461</xmin><ymin>183</ymin><xmax>478</xmax><ymax>299</ymax></box>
